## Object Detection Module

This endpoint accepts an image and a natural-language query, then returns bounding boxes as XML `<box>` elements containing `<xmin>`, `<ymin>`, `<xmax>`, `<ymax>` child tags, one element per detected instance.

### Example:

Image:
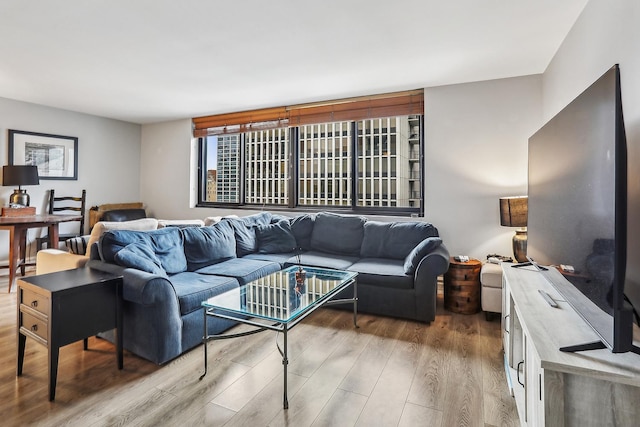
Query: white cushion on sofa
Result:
<box><xmin>157</xmin><ymin>219</ymin><xmax>204</xmax><ymax>228</ymax></box>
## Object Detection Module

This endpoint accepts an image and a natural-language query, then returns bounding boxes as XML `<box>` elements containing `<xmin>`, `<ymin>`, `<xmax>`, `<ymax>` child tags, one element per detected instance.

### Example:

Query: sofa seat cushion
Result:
<box><xmin>243</xmin><ymin>252</ymin><xmax>297</xmax><ymax>267</ymax></box>
<box><xmin>195</xmin><ymin>258</ymin><xmax>281</xmax><ymax>286</ymax></box>
<box><xmin>169</xmin><ymin>272</ymin><xmax>239</xmax><ymax>316</ymax></box>
<box><xmin>284</xmin><ymin>250</ymin><xmax>359</xmax><ymax>270</ymax></box>
<box><xmin>347</xmin><ymin>258</ymin><xmax>413</xmax><ymax>290</ymax></box>
<box><xmin>310</xmin><ymin>212</ymin><xmax>365</xmax><ymax>256</ymax></box>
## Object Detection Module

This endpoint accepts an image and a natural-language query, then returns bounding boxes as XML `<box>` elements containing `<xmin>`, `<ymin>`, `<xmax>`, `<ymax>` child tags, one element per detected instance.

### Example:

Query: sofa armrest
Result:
<box><xmin>414</xmin><ymin>243</ymin><xmax>450</xmax><ymax>282</ymax></box>
<box><xmin>87</xmin><ymin>259</ymin><xmax>177</xmax><ymax>306</ymax></box>
<box><xmin>413</xmin><ymin>243</ymin><xmax>450</xmax><ymax>322</ymax></box>
<box><xmin>36</xmin><ymin>249</ymin><xmax>89</xmax><ymax>275</ymax></box>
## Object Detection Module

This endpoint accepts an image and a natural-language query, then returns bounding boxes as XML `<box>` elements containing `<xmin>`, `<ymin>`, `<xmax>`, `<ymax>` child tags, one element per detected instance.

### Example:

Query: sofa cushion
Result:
<box><xmin>242</xmin><ymin>252</ymin><xmax>297</xmax><ymax>267</ymax></box>
<box><xmin>256</xmin><ymin>220</ymin><xmax>297</xmax><ymax>254</ymax></box>
<box><xmin>310</xmin><ymin>212</ymin><xmax>365</xmax><ymax>256</ymax></box>
<box><xmin>284</xmin><ymin>250</ymin><xmax>359</xmax><ymax>270</ymax></box>
<box><xmin>289</xmin><ymin>214</ymin><xmax>314</xmax><ymax>250</ymax></box>
<box><xmin>195</xmin><ymin>258</ymin><xmax>281</xmax><ymax>286</ymax></box>
<box><xmin>361</xmin><ymin>221</ymin><xmax>439</xmax><ymax>260</ymax></box>
<box><xmin>114</xmin><ymin>242</ymin><xmax>166</xmax><ymax>276</ymax></box>
<box><xmin>157</xmin><ymin>219</ymin><xmax>205</xmax><ymax>228</ymax></box>
<box><xmin>168</xmin><ymin>272</ymin><xmax>239</xmax><ymax>316</ymax></box>
<box><xmin>99</xmin><ymin>227</ymin><xmax>187</xmax><ymax>274</ymax></box>
<box><xmin>182</xmin><ymin>221</ymin><xmax>236</xmax><ymax>271</ymax></box>
<box><xmin>87</xmin><ymin>217</ymin><xmax>159</xmax><ymax>257</ymax></box>
<box><xmin>223</xmin><ymin>218</ymin><xmax>257</xmax><ymax>257</ymax></box>
<box><xmin>348</xmin><ymin>258</ymin><xmax>413</xmax><ymax>290</ymax></box>
<box><xmin>403</xmin><ymin>237</ymin><xmax>443</xmax><ymax>274</ymax></box>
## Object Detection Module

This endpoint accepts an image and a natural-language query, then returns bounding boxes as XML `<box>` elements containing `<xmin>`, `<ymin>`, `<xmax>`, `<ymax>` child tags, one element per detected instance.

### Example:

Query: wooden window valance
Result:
<box><xmin>192</xmin><ymin>89</ymin><xmax>424</xmax><ymax>137</ymax></box>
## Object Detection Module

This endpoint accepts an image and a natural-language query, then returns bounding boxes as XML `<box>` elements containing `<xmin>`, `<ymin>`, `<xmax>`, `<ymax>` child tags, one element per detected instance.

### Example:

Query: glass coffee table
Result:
<box><xmin>199</xmin><ymin>265</ymin><xmax>358</xmax><ymax>409</ymax></box>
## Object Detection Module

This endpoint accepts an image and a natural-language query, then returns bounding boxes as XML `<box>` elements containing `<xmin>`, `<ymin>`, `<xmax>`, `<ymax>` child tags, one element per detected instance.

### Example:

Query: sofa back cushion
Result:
<box><xmin>181</xmin><ymin>221</ymin><xmax>237</xmax><ymax>271</ymax></box>
<box><xmin>289</xmin><ymin>214</ymin><xmax>314</xmax><ymax>250</ymax></box>
<box><xmin>222</xmin><ymin>212</ymin><xmax>274</xmax><ymax>256</ymax></box>
<box><xmin>361</xmin><ymin>221</ymin><xmax>439</xmax><ymax>260</ymax></box>
<box><xmin>256</xmin><ymin>220</ymin><xmax>297</xmax><ymax>254</ymax></box>
<box><xmin>99</xmin><ymin>227</ymin><xmax>187</xmax><ymax>274</ymax></box>
<box><xmin>310</xmin><ymin>212</ymin><xmax>366</xmax><ymax>256</ymax></box>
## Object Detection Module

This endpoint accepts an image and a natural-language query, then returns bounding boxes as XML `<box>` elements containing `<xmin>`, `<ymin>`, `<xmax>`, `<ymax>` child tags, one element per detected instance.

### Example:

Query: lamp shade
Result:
<box><xmin>3</xmin><ymin>165</ymin><xmax>40</xmax><ymax>186</ymax></box>
<box><xmin>500</xmin><ymin>196</ymin><xmax>528</xmax><ymax>228</ymax></box>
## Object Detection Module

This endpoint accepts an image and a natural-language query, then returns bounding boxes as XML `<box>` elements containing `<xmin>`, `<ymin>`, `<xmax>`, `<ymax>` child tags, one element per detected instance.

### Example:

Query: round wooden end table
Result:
<box><xmin>444</xmin><ymin>257</ymin><xmax>482</xmax><ymax>314</ymax></box>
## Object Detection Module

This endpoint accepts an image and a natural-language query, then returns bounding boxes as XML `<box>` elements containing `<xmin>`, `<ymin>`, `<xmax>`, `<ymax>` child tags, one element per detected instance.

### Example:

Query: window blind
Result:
<box><xmin>192</xmin><ymin>89</ymin><xmax>423</xmax><ymax>137</ymax></box>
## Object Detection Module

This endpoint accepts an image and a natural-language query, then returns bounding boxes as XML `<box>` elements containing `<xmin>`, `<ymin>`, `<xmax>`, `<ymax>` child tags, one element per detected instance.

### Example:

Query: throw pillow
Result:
<box><xmin>403</xmin><ymin>237</ymin><xmax>443</xmax><ymax>275</ymax></box>
<box><xmin>256</xmin><ymin>220</ymin><xmax>297</xmax><ymax>254</ymax></box>
<box><xmin>87</xmin><ymin>218</ymin><xmax>159</xmax><ymax>257</ymax></box>
<box><xmin>65</xmin><ymin>235</ymin><xmax>89</xmax><ymax>255</ymax></box>
<box><xmin>99</xmin><ymin>227</ymin><xmax>187</xmax><ymax>274</ymax></box>
<box><xmin>114</xmin><ymin>242</ymin><xmax>166</xmax><ymax>276</ymax></box>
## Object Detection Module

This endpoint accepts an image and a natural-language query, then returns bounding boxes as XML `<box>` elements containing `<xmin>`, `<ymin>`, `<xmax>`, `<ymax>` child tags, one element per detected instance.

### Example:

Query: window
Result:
<box><xmin>196</xmin><ymin>90</ymin><xmax>424</xmax><ymax>215</ymax></box>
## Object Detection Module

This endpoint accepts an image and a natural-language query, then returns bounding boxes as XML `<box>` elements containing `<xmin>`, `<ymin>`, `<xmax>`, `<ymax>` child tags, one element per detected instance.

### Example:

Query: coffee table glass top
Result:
<box><xmin>202</xmin><ymin>266</ymin><xmax>357</xmax><ymax>323</ymax></box>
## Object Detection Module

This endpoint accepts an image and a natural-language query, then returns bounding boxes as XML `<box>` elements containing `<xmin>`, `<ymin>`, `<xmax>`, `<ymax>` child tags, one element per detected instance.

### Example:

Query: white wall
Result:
<box><xmin>541</xmin><ymin>0</ymin><xmax>640</xmax><ymax>307</ymax></box>
<box><xmin>424</xmin><ymin>75</ymin><xmax>542</xmax><ymax>259</ymax></box>
<box><xmin>0</xmin><ymin>97</ymin><xmax>141</xmax><ymax>264</ymax></box>
<box><xmin>141</xmin><ymin>76</ymin><xmax>542</xmax><ymax>262</ymax></box>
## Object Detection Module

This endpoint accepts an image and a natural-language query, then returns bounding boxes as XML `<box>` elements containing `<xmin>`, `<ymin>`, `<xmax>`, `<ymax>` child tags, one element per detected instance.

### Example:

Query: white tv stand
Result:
<box><xmin>502</xmin><ymin>265</ymin><xmax>640</xmax><ymax>426</ymax></box>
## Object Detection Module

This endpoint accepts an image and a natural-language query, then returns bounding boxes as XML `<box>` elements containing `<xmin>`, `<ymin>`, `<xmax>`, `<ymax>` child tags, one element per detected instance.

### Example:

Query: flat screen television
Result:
<box><xmin>526</xmin><ymin>64</ymin><xmax>638</xmax><ymax>354</ymax></box>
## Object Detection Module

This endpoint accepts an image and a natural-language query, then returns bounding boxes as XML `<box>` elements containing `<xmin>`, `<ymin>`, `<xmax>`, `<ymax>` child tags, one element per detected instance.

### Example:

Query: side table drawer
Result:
<box><xmin>20</xmin><ymin>311</ymin><xmax>48</xmax><ymax>343</ymax></box>
<box><xmin>20</xmin><ymin>288</ymin><xmax>49</xmax><ymax>317</ymax></box>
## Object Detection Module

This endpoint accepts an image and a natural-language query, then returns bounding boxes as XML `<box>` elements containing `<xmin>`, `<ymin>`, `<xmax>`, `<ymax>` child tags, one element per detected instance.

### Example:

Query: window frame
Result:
<box><xmin>197</xmin><ymin>115</ymin><xmax>423</xmax><ymax>217</ymax></box>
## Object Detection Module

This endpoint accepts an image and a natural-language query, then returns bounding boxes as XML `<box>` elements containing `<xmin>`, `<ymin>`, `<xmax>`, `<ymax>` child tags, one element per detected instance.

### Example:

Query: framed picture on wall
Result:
<box><xmin>8</xmin><ymin>129</ymin><xmax>78</xmax><ymax>180</ymax></box>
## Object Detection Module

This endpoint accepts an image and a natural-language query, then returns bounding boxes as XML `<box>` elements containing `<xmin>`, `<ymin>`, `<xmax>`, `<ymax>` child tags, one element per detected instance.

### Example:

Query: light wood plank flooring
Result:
<box><xmin>0</xmin><ymin>272</ymin><xmax>518</xmax><ymax>426</ymax></box>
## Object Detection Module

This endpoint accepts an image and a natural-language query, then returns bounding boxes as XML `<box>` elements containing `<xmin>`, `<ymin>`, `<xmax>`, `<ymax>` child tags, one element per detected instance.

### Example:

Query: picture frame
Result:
<box><xmin>8</xmin><ymin>129</ymin><xmax>78</xmax><ymax>180</ymax></box>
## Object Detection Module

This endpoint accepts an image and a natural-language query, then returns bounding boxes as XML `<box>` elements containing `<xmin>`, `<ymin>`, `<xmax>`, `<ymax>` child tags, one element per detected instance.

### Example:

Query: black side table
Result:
<box><xmin>16</xmin><ymin>268</ymin><xmax>123</xmax><ymax>401</ymax></box>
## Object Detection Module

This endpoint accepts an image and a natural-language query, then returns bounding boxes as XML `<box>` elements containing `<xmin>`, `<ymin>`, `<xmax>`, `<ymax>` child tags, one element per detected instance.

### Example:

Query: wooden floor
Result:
<box><xmin>0</xmin><ymin>272</ymin><xmax>519</xmax><ymax>427</ymax></box>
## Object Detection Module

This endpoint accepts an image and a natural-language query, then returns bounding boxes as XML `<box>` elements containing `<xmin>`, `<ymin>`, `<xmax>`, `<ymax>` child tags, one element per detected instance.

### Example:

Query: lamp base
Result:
<box><xmin>9</xmin><ymin>189</ymin><xmax>30</xmax><ymax>207</ymax></box>
<box><xmin>513</xmin><ymin>229</ymin><xmax>528</xmax><ymax>263</ymax></box>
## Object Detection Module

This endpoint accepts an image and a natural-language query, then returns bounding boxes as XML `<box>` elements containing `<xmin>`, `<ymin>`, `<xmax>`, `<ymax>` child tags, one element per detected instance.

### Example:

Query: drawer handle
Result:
<box><xmin>31</xmin><ymin>300</ymin><xmax>38</xmax><ymax>308</ymax></box>
<box><xmin>517</xmin><ymin>361</ymin><xmax>525</xmax><ymax>387</ymax></box>
<box><xmin>464</xmin><ymin>274</ymin><xmax>468</xmax><ymax>280</ymax></box>
<box><xmin>31</xmin><ymin>324</ymin><xmax>38</xmax><ymax>332</ymax></box>
<box><xmin>504</xmin><ymin>314</ymin><xmax>510</xmax><ymax>333</ymax></box>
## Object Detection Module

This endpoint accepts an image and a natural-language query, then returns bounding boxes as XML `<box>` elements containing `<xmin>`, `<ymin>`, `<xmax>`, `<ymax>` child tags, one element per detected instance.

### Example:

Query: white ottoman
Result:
<box><xmin>480</xmin><ymin>262</ymin><xmax>503</xmax><ymax>321</ymax></box>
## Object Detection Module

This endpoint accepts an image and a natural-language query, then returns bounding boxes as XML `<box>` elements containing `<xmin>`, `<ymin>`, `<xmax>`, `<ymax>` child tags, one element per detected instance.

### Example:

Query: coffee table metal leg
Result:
<box><xmin>353</xmin><ymin>279</ymin><xmax>359</xmax><ymax>328</ymax></box>
<box><xmin>282</xmin><ymin>325</ymin><xmax>289</xmax><ymax>409</ymax></box>
<box><xmin>199</xmin><ymin>309</ymin><xmax>208</xmax><ymax>381</ymax></box>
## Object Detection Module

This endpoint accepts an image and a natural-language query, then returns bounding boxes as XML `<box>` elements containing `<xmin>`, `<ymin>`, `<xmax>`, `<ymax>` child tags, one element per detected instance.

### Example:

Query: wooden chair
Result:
<box><xmin>36</xmin><ymin>189</ymin><xmax>87</xmax><ymax>251</ymax></box>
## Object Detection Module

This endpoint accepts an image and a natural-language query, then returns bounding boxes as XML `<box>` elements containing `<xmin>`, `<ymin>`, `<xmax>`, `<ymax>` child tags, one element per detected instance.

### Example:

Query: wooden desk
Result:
<box><xmin>0</xmin><ymin>214</ymin><xmax>82</xmax><ymax>293</ymax></box>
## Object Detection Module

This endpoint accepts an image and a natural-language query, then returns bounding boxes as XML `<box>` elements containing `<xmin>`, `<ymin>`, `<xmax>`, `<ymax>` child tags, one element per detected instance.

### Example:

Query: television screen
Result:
<box><xmin>527</xmin><ymin>64</ymin><xmax>634</xmax><ymax>353</ymax></box>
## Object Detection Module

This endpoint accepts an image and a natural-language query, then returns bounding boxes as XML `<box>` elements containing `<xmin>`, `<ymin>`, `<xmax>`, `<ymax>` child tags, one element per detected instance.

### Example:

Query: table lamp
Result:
<box><xmin>3</xmin><ymin>165</ymin><xmax>40</xmax><ymax>207</ymax></box>
<box><xmin>500</xmin><ymin>196</ymin><xmax>528</xmax><ymax>262</ymax></box>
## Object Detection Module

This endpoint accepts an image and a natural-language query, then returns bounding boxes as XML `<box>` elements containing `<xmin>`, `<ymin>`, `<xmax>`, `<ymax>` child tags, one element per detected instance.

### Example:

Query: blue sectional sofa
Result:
<box><xmin>87</xmin><ymin>211</ymin><xmax>450</xmax><ymax>364</ymax></box>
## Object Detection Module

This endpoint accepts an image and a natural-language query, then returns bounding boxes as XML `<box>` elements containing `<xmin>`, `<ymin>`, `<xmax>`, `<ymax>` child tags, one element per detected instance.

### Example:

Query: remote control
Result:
<box><xmin>538</xmin><ymin>289</ymin><xmax>558</xmax><ymax>308</ymax></box>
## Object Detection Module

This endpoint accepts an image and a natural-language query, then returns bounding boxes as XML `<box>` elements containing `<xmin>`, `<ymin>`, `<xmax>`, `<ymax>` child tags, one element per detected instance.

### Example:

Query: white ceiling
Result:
<box><xmin>0</xmin><ymin>0</ymin><xmax>588</xmax><ymax>124</ymax></box>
